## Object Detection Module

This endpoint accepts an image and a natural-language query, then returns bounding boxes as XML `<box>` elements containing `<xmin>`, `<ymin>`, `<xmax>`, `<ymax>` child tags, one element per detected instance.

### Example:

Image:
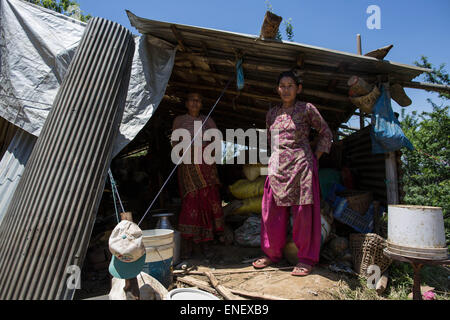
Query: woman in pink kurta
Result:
<box><xmin>253</xmin><ymin>71</ymin><xmax>332</xmax><ymax>276</ymax></box>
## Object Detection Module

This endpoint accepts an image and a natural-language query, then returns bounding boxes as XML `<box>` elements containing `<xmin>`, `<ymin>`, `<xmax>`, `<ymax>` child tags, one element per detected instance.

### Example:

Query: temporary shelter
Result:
<box><xmin>1</xmin><ymin>0</ymin><xmax>448</xmax><ymax>299</ymax></box>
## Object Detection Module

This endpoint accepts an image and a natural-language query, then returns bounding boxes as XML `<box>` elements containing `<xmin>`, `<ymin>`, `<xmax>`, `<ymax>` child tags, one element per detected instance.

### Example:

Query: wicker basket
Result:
<box><xmin>349</xmin><ymin>233</ymin><xmax>392</xmax><ymax>277</ymax></box>
<box><xmin>349</xmin><ymin>85</ymin><xmax>380</xmax><ymax>114</ymax></box>
<box><xmin>336</xmin><ymin>190</ymin><xmax>373</xmax><ymax>215</ymax></box>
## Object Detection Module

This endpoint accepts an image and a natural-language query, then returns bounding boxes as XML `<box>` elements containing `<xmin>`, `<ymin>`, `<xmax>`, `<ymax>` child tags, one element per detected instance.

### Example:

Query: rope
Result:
<box><xmin>137</xmin><ymin>76</ymin><xmax>234</xmax><ymax>226</ymax></box>
<box><xmin>108</xmin><ymin>168</ymin><xmax>125</xmax><ymax>223</ymax></box>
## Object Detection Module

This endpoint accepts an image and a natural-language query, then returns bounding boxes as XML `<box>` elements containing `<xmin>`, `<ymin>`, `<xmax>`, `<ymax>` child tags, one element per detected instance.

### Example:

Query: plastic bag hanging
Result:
<box><xmin>236</xmin><ymin>58</ymin><xmax>245</xmax><ymax>91</ymax></box>
<box><xmin>370</xmin><ymin>85</ymin><xmax>414</xmax><ymax>154</ymax></box>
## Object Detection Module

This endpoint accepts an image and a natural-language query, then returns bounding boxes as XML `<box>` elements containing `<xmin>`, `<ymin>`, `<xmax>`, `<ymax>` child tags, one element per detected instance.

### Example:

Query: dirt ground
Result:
<box><xmin>172</xmin><ymin>243</ymin><xmax>360</xmax><ymax>300</ymax></box>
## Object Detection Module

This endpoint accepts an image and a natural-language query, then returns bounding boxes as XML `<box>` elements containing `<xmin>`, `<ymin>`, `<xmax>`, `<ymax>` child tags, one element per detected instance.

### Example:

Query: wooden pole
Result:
<box><xmin>383</xmin><ymin>83</ymin><xmax>400</xmax><ymax>205</ymax></box>
<box><xmin>356</xmin><ymin>34</ymin><xmax>362</xmax><ymax>55</ymax></box>
<box><xmin>204</xmin><ymin>271</ymin><xmax>241</xmax><ymax>300</ymax></box>
<box><xmin>401</xmin><ymin>81</ymin><xmax>450</xmax><ymax>95</ymax></box>
<box><xmin>356</xmin><ymin>34</ymin><xmax>365</xmax><ymax>129</ymax></box>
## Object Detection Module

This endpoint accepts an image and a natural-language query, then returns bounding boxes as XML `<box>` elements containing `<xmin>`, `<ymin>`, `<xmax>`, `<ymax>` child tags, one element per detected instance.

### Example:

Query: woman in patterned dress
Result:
<box><xmin>252</xmin><ymin>71</ymin><xmax>333</xmax><ymax>276</ymax></box>
<box><xmin>171</xmin><ymin>92</ymin><xmax>224</xmax><ymax>259</ymax></box>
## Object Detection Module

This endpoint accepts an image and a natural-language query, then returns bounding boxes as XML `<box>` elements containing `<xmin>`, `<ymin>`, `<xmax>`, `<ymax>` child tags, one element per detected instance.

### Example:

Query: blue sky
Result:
<box><xmin>76</xmin><ymin>0</ymin><xmax>449</xmax><ymax>127</ymax></box>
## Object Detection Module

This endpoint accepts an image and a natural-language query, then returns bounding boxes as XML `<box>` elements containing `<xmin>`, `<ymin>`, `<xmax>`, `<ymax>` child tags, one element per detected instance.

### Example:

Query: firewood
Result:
<box><xmin>204</xmin><ymin>271</ymin><xmax>242</xmax><ymax>300</ymax></box>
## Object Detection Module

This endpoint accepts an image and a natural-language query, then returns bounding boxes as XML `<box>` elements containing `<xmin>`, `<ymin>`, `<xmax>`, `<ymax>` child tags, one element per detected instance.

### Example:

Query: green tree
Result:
<box><xmin>400</xmin><ymin>57</ymin><xmax>450</xmax><ymax>244</ymax></box>
<box><xmin>26</xmin><ymin>0</ymin><xmax>91</xmax><ymax>22</ymax></box>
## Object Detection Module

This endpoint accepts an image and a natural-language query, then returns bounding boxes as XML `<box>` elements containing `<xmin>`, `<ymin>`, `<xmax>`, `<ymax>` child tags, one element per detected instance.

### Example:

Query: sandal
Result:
<box><xmin>291</xmin><ymin>263</ymin><xmax>312</xmax><ymax>276</ymax></box>
<box><xmin>252</xmin><ymin>256</ymin><xmax>274</xmax><ymax>269</ymax></box>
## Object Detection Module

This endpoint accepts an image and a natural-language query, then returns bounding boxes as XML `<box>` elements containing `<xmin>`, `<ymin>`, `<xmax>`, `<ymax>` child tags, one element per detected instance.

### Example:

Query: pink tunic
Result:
<box><xmin>266</xmin><ymin>101</ymin><xmax>332</xmax><ymax>206</ymax></box>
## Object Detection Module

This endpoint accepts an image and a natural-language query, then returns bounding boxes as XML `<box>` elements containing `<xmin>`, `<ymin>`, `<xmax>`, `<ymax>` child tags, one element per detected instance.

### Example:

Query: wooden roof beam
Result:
<box><xmin>169</xmin><ymin>81</ymin><xmax>348</xmax><ymax>113</ymax></box>
<box><xmin>171</xmin><ymin>24</ymin><xmax>188</xmax><ymax>52</ymax></box>
<box><xmin>400</xmin><ymin>81</ymin><xmax>450</xmax><ymax>94</ymax></box>
<box><xmin>172</xmin><ymin>67</ymin><xmax>350</xmax><ymax>103</ymax></box>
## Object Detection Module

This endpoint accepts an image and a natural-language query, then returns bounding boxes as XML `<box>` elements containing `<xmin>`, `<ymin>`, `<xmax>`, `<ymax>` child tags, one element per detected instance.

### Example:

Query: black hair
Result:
<box><xmin>185</xmin><ymin>91</ymin><xmax>203</xmax><ymax>100</ymax></box>
<box><xmin>277</xmin><ymin>70</ymin><xmax>303</xmax><ymax>86</ymax></box>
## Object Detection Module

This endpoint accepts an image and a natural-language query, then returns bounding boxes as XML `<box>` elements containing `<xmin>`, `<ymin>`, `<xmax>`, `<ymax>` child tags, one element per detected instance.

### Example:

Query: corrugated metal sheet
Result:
<box><xmin>0</xmin><ymin>17</ymin><xmax>135</xmax><ymax>300</ymax></box>
<box><xmin>0</xmin><ymin>128</ymin><xmax>36</xmax><ymax>226</ymax></box>
<box><xmin>343</xmin><ymin>126</ymin><xmax>387</xmax><ymax>205</ymax></box>
<box><xmin>126</xmin><ymin>11</ymin><xmax>429</xmax><ymax>131</ymax></box>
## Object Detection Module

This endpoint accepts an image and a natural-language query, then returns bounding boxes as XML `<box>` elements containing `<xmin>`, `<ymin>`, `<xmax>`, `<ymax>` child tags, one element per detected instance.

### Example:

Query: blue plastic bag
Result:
<box><xmin>371</xmin><ymin>85</ymin><xmax>414</xmax><ymax>154</ymax></box>
<box><xmin>236</xmin><ymin>58</ymin><xmax>245</xmax><ymax>91</ymax></box>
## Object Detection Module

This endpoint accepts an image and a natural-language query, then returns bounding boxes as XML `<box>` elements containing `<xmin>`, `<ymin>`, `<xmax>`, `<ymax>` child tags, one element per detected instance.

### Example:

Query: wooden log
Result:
<box><xmin>171</xmin><ymin>68</ymin><xmax>350</xmax><ymax>103</ymax></box>
<box><xmin>297</xmin><ymin>54</ymin><xmax>304</xmax><ymax>68</ymax></box>
<box><xmin>176</xmin><ymin>276</ymin><xmax>218</xmax><ymax>295</ymax></box>
<box><xmin>400</xmin><ymin>81</ymin><xmax>450</xmax><ymax>95</ymax></box>
<box><xmin>170</xmin><ymin>81</ymin><xmax>348</xmax><ymax>112</ymax></box>
<box><xmin>176</xmin><ymin>275</ymin><xmax>286</xmax><ymax>300</ymax></box>
<box><xmin>228</xmin><ymin>288</ymin><xmax>287</xmax><ymax>300</ymax></box>
<box><xmin>347</xmin><ymin>76</ymin><xmax>374</xmax><ymax>97</ymax></box>
<box><xmin>260</xmin><ymin>11</ymin><xmax>283</xmax><ymax>40</ymax></box>
<box><xmin>364</xmin><ymin>44</ymin><xmax>394</xmax><ymax>60</ymax></box>
<box><xmin>390</xmin><ymin>83</ymin><xmax>412</xmax><ymax>107</ymax></box>
<box><xmin>173</xmin><ymin>266</ymin><xmax>294</xmax><ymax>276</ymax></box>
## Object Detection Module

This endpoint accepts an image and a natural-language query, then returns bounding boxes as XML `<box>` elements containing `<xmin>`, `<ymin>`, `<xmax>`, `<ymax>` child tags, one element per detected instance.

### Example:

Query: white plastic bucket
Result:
<box><xmin>387</xmin><ymin>205</ymin><xmax>448</xmax><ymax>259</ymax></box>
<box><xmin>166</xmin><ymin>288</ymin><xmax>220</xmax><ymax>300</ymax></box>
<box><xmin>141</xmin><ymin>229</ymin><xmax>174</xmax><ymax>287</ymax></box>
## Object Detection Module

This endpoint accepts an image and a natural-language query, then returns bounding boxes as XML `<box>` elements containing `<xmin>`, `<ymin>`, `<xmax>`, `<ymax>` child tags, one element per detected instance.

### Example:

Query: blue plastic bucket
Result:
<box><xmin>141</xmin><ymin>229</ymin><xmax>174</xmax><ymax>288</ymax></box>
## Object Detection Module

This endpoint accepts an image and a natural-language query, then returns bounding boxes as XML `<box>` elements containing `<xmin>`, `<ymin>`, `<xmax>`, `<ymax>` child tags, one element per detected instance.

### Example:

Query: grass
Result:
<box><xmin>330</xmin><ymin>262</ymin><xmax>450</xmax><ymax>300</ymax></box>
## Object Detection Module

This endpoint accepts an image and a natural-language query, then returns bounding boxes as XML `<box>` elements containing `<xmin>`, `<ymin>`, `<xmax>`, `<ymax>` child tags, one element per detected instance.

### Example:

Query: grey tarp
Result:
<box><xmin>0</xmin><ymin>0</ymin><xmax>176</xmax><ymax>156</ymax></box>
<box><xmin>0</xmin><ymin>0</ymin><xmax>176</xmax><ymax>225</ymax></box>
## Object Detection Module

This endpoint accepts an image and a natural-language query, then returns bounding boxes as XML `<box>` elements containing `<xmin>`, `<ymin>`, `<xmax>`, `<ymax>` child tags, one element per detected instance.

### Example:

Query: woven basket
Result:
<box><xmin>335</xmin><ymin>206</ymin><xmax>373</xmax><ymax>233</ymax></box>
<box><xmin>336</xmin><ymin>190</ymin><xmax>373</xmax><ymax>215</ymax></box>
<box><xmin>349</xmin><ymin>85</ymin><xmax>380</xmax><ymax>114</ymax></box>
<box><xmin>349</xmin><ymin>233</ymin><xmax>392</xmax><ymax>277</ymax></box>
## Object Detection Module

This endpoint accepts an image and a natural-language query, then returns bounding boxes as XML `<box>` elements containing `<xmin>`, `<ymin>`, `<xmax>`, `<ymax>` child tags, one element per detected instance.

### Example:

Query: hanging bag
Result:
<box><xmin>370</xmin><ymin>85</ymin><xmax>414</xmax><ymax>154</ymax></box>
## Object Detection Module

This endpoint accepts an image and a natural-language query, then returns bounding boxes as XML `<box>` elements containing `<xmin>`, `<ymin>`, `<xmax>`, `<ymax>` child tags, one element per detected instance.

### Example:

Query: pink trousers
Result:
<box><xmin>260</xmin><ymin>158</ymin><xmax>321</xmax><ymax>266</ymax></box>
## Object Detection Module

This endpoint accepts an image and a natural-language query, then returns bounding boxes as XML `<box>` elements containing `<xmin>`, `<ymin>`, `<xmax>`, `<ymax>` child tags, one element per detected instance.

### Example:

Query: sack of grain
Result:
<box><xmin>232</xmin><ymin>196</ymin><xmax>262</xmax><ymax>215</ymax></box>
<box><xmin>229</xmin><ymin>176</ymin><xmax>265</xmax><ymax>199</ymax></box>
<box><xmin>242</xmin><ymin>164</ymin><xmax>268</xmax><ymax>181</ymax></box>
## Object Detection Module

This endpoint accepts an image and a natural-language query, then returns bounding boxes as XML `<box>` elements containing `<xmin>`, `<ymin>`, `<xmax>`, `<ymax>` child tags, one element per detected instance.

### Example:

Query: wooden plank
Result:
<box><xmin>400</xmin><ymin>81</ymin><xmax>450</xmax><ymax>94</ymax></box>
